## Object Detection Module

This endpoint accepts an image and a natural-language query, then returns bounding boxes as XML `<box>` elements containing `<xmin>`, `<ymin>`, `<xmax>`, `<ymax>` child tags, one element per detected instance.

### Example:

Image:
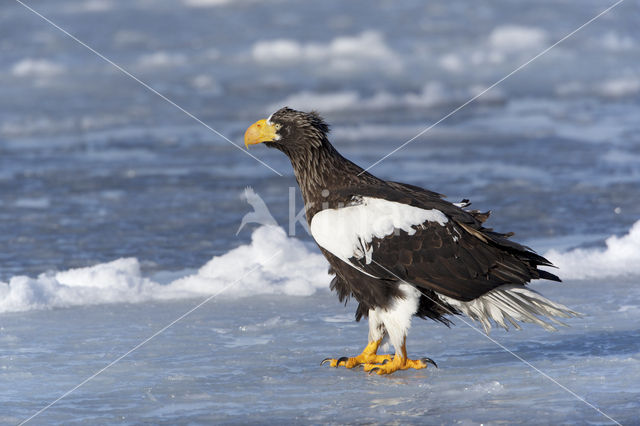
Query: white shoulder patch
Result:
<box><xmin>309</xmin><ymin>197</ymin><xmax>448</xmax><ymax>270</ymax></box>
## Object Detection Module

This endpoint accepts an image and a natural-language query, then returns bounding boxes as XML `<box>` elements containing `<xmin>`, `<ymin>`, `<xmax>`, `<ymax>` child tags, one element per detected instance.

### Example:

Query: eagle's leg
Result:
<box><xmin>363</xmin><ymin>336</ymin><xmax>437</xmax><ymax>375</ymax></box>
<box><xmin>362</xmin><ymin>284</ymin><xmax>437</xmax><ymax>375</ymax></box>
<box><xmin>320</xmin><ymin>309</ymin><xmax>392</xmax><ymax>368</ymax></box>
<box><xmin>320</xmin><ymin>338</ymin><xmax>392</xmax><ymax>368</ymax></box>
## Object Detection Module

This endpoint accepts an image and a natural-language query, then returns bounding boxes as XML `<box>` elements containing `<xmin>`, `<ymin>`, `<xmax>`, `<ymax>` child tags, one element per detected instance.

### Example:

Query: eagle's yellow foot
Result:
<box><xmin>321</xmin><ymin>353</ymin><xmax>392</xmax><ymax>368</ymax></box>
<box><xmin>320</xmin><ymin>339</ymin><xmax>391</xmax><ymax>368</ymax></box>
<box><xmin>364</xmin><ymin>356</ymin><xmax>437</xmax><ymax>375</ymax></box>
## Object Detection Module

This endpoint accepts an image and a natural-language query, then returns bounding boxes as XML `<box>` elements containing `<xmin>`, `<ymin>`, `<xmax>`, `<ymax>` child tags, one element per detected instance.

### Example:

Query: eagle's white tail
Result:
<box><xmin>437</xmin><ymin>285</ymin><xmax>582</xmax><ymax>333</ymax></box>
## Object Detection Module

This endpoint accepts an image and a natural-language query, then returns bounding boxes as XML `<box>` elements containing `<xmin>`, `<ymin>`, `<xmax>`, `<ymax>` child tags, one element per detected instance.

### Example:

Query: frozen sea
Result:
<box><xmin>1</xmin><ymin>0</ymin><xmax>640</xmax><ymax>424</ymax></box>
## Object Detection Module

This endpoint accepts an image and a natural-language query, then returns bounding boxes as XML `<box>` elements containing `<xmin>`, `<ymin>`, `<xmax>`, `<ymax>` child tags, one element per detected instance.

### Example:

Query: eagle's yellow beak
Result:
<box><xmin>244</xmin><ymin>119</ymin><xmax>278</xmax><ymax>148</ymax></box>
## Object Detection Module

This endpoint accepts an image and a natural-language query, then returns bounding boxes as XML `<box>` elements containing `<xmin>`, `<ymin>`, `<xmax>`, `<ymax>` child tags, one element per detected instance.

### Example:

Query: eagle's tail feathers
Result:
<box><xmin>436</xmin><ymin>285</ymin><xmax>581</xmax><ymax>333</ymax></box>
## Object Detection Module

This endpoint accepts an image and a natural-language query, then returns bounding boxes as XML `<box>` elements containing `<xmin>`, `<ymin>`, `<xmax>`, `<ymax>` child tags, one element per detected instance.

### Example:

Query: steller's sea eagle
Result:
<box><xmin>244</xmin><ymin>107</ymin><xmax>579</xmax><ymax>375</ymax></box>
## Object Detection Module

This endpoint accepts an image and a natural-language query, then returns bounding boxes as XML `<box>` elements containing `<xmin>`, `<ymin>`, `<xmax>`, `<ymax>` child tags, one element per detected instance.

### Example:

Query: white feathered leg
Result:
<box><xmin>367</xmin><ymin>284</ymin><xmax>437</xmax><ymax>374</ymax></box>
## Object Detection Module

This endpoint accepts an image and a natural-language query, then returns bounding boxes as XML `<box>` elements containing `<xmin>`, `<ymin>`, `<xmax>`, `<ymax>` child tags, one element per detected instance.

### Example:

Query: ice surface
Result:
<box><xmin>2</xmin><ymin>276</ymin><xmax>638</xmax><ymax>424</ymax></box>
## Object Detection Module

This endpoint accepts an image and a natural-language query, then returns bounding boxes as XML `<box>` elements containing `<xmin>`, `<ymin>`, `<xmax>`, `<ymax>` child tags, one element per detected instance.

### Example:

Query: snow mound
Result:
<box><xmin>5</xmin><ymin>218</ymin><xmax>639</xmax><ymax>313</ymax></box>
<box><xmin>0</xmin><ymin>226</ymin><xmax>329</xmax><ymax>314</ymax></box>
<box><xmin>545</xmin><ymin>219</ymin><xmax>640</xmax><ymax>280</ymax></box>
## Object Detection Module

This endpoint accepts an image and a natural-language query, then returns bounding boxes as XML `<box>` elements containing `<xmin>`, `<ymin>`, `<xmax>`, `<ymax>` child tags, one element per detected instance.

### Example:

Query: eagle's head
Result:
<box><xmin>244</xmin><ymin>107</ymin><xmax>330</xmax><ymax>154</ymax></box>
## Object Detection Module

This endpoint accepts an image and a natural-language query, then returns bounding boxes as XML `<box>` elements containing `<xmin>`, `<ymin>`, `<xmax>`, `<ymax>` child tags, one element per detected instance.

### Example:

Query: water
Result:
<box><xmin>1</xmin><ymin>0</ymin><xmax>639</xmax><ymax>423</ymax></box>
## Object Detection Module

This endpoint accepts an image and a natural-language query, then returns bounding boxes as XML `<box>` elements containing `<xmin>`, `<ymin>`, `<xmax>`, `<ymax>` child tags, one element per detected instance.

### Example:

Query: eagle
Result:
<box><xmin>244</xmin><ymin>107</ymin><xmax>579</xmax><ymax>375</ymax></box>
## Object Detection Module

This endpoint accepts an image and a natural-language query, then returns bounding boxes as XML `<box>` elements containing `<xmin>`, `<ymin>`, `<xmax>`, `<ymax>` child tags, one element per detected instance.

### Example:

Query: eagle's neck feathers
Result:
<box><xmin>282</xmin><ymin>138</ymin><xmax>379</xmax><ymax>221</ymax></box>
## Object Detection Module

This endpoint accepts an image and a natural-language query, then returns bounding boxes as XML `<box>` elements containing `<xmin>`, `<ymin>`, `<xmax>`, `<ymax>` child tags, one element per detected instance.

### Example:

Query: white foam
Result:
<box><xmin>0</xmin><ymin>226</ymin><xmax>329</xmax><ymax>314</ymax></box>
<box><xmin>545</xmin><ymin>219</ymin><xmax>640</xmax><ymax>280</ymax></box>
<box><xmin>11</xmin><ymin>59</ymin><xmax>65</xmax><ymax>78</ymax></box>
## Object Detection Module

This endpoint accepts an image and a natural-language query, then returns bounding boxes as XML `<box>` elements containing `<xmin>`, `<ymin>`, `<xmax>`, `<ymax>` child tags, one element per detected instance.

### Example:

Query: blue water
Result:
<box><xmin>1</xmin><ymin>0</ymin><xmax>639</xmax><ymax>424</ymax></box>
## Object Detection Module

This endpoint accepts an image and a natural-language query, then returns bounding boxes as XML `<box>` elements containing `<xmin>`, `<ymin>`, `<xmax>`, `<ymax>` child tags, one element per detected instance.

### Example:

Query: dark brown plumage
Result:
<box><xmin>244</xmin><ymin>107</ymin><xmax>577</xmax><ymax>375</ymax></box>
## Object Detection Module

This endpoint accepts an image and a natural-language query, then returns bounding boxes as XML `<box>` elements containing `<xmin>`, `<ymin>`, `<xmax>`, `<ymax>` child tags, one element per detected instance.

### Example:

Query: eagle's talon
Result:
<box><xmin>420</xmin><ymin>357</ymin><xmax>438</xmax><ymax>368</ymax></box>
<box><xmin>368</xmin><ymin>367</ymin><xmax>380</xmax><ymax>375</ymax></box>
<box><xmin>337</xmin><ymin>356</ymin><xmax>349</xmax><ymax>366</ymax></box>
<box><xmin>320</xmin><ymin>358</ymin><xmax>332</xmax><ymax>366</ymax></box>
<box><xmin>381</xmin><ymin>359</ymin><xmax>390</xmax><ymax>365</ymax></box>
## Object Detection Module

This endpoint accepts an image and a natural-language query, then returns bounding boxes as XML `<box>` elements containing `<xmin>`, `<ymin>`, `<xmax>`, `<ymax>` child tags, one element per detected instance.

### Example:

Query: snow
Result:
<box><xmin>439</xmin><ymin>53</ymin><xmax>465</xmax><ymax>72</ymax></box>
<box><xmin>252</xmin><ymin>31</ymin><xmax>402</xmax><ymax>73</ymax></box>
<box><xmin>270</xmin><ymin>82</ymin><xmax>503</xmax><ymax>113</ymax></box>
<box><xmin>70</xmin><ymin>0</ymin><xmax>113</xmax><ymax>12</ymax></box>
<box><xmin>181</xmin><ymin>0</ymin><xmax>233</xmax><ymax>7</ymax></box>
<box><xmin>545</xmin><ymin>219</ymin><xmax>640</xmax><ymax>280</ymax></box>
<box><xmin>597</xmin><ymin>77</ymin><xmax>640</xmax><ymax>98</ymax></box>
<box><xmin>13</xmin><ymin>197</ymin><xmax>51</xmax><ymax>209</ymax></box>
<box><xmin>599</xmin><ymin>31</ymin><xmax>636</xmax><ymax>51</ymax></box>
<box><xmin>556</xmin><ymin>76</ymin><xmax>640</xmax><ymax>99</ymax></box>
<box><xmin>488</xmin><ymin>25</ymin><xmax>548</xmax><ymax>52</ymax></box>
<box><xmin>272</xmin><ymin>90</ymin><xmax>361</xmax><ymax>112</ymax></box>
<box><xmin>11</xmin><ymin>58</ymin><xmax>65</xmax><ymax>78</ymax></box>
<box><xmin>3</xmin><ymin>218</ymin><xmax>637</xmax><ymax>315</ymax></box>
<box><xmin>135</xmin><ymin>52</ymin><xmax>187</xmax><ymax>69</ymax></box>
